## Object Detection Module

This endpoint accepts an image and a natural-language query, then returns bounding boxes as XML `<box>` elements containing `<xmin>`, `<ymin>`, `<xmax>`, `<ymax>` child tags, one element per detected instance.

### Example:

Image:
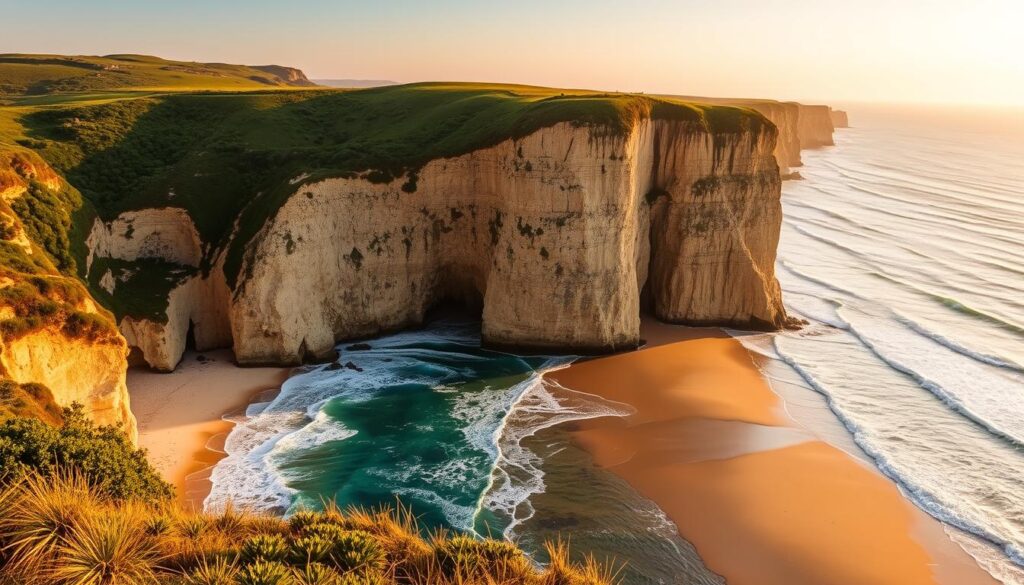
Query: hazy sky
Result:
<box><xmin>3</xmin><ymin>0</ymin><xmax>1023</xmax><ymax>106</ymax></box>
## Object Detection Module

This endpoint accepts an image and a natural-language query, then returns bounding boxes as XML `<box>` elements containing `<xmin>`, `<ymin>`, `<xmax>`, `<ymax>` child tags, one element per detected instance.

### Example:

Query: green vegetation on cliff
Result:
<box><xmin>0</xmin><ymin>380</ymin><xmax>62</xmax><ymax>425</ymax></box>
<box><xmin>0</xmin><ymin>53</ymin><xmax>315</xmax><ymax>98</ymax></box>
<box><xmin>5</xmin><ymin>81</ymin><xmax>770</xmax><ymax>289</ymax></box>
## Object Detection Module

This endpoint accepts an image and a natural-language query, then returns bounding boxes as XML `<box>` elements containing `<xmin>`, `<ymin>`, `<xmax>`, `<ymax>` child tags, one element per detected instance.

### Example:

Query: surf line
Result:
<box><xmin>472</xmin><ymin>360</ymin><xmax>636</xmax><ymax>540</ymax></box>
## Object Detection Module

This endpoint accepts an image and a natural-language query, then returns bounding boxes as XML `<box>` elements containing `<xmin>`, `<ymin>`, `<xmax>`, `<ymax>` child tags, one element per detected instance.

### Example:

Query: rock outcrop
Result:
<box><xmin>830</xmin><ymin>109</ymin><xmax>850</xmax><ymax>128</ymax></box>
<box><xmin>0</xmin><ymin>330</ymin><xmax>135</xmax><ymax>441</ymax></box>
<box><xmin>797</xmin><ymin>105</ymin><xmax>836</xmax><ymax>149</ymax></box>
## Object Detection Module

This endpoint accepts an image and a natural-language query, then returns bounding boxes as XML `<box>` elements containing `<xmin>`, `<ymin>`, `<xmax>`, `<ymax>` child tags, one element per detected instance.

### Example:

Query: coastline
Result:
<box><xmin>128</xmin><ymin>349</ymin><xmax>291</xmax><ymax>509</ymax></box>
<box><xmin>548</xmin><ymin>318</ymin><xmax>997</xmax><ymax>585</ymax></box>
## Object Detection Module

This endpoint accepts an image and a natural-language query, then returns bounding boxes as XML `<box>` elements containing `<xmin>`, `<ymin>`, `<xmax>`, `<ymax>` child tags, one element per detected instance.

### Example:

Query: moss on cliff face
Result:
<box><xmin>86</xmin><ymin>257</ymin><xmax>195</xmax><ymax>323</ymax></box>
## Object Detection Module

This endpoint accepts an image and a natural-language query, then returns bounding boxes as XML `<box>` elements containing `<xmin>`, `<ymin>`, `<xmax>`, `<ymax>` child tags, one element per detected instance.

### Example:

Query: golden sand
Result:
<box><xmin>128</xmin><ymin>349</ymin><xmax>289</xmax><ymax>509</ymax></box>
<box><xmin>550</xmin><ymin>319</ymin><xmax>996</xmax><ymax>585</ymax></box>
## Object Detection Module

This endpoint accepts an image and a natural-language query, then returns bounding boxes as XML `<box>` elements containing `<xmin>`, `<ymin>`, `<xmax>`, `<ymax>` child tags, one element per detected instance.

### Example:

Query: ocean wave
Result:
<box><xmin>778</xmin><ymin>259</ymin><xmax>864</xmax><ymax>302</ymax></box>
<box><xmin>773</xmin><ymin>334</ymin><xmax>1024</xmax><ymax>570</ymax></box>
<box><xmin>839</xmin><ymin>310</ymin><xmax>1024</xmax><ymax>450</ymax></box>
<box><xmin>476</xmin><ymin>372</ymin><xmax>635</xmax><ymax>540</ymax></box>
<box><xmin>926</xmin><ymin>293</ymin><xmax>1024</xmax><ymax>337</ymax></box>
<box><xmin>272</xmin><ymin>410</ymin><xmax>358</xmax><ymax>454</ymax></box>
<box><xmin>895</xmin><ymin>313</ymin><xmax>1024</xmax><ymax>372</ymax></box>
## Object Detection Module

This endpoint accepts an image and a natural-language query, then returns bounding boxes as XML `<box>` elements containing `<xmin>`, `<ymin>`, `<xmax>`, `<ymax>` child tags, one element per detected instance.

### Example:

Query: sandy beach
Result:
<box><xmin>550</xmin><ymin>319</ymin><xmax>997</xmax><ymax>585</ymax></box>
<box><xmin>128</xmin><ymin>349</ymin><xmax>290</xmax><ymax>509</ymax></box>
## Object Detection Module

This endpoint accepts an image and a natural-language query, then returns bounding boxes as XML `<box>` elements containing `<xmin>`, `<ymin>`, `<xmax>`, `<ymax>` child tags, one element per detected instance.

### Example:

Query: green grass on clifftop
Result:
<box><xmin>2</xmin><ymin>82</ymin><xmax>770</xmax><ymax>288</ymax></box>
<box><xmin>0</xmin><ymin>53</ymin><xmax>315</xmax><ymax>98</ymax></box>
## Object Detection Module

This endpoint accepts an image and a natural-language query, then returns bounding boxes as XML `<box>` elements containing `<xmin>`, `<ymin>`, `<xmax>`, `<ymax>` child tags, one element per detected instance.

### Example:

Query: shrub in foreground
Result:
<box><xmin>0</xmin><ymin>404</ymin><xmax>172</xmax><ymax>503</ymax></box>
<box><xmin>0</xmin><ymin>472</ymin><xmax>618</xmax><ymax>585</ymax></box>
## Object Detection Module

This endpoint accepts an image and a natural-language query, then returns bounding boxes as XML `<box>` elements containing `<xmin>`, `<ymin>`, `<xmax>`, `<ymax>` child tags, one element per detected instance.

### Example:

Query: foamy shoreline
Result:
<box><xmin>129</xmin><ymin>349</ymin><xmax>290</xmax><ymax>509</ymax></box>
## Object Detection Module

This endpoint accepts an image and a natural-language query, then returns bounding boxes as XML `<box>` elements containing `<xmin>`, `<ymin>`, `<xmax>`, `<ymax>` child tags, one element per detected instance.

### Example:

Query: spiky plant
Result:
<box><xmin>287</xmin><ymin>510</ymin><xmax>322</xmax><ymax>534</ymax></box>
<box><xmin>337</xmin><ymin>570</ymin><xmax>386</xmax><ymax>585</ymax></box>
<box><xmin>300</xmin><ymin>522</ymin><xmax>347</xmax><ymax>542</ymax></box>
<box><xmin>142</xmin><ymin>514</ymin><xmax>171</xmax><ymax>537</ymax></box>
<box><xmin>292</xmin><ymin>562</ymin><xmax>343</xmax><ymax>585</ymax></box>
<box><xmin>0</xmin><ymin>471</ymin><xmax>97</xmax><ymax>575</ymax></box>
<box><xmin>212</xmin><ymin>502</ymin><xmax>247</xmax><ymax>538</ymax></box>
<box><xmin>327</xmin><ymin>530</ymin><xmax>385</xmax><ymax>574</ymax></box>
<box><xmin>182</xmin><ymin>556</ymin><xmax>239</xmax><ymax>585</ymax></box>
<box><xmin>432</xmin><ymin>535</ymin><xmax>483</xmax><ymax>576</ymax></box>
<box><xmin>240</xmin><ymin>533</ymin><xmax>289</xmax><ymax>565</ymax></box>
<box><xmin>539</xmin><ymin>540</ymin><xmax>620</xmax><ymax>585</ymax></box>
<box><xmin>176</xmin><ymin>514</ymin><xmax>210</xmax><ymax>540</ymax></box>
<box><xmin>245</xmin><ymin>514</ymin><xmax>290</xmax><ymax>537</ymax></box>
<box><xmin>236</xmin><ymin>560</ymin><xmax>294</xmax><ymax>585</ymax></box>
<box><xmin>289</xmin><ymin>534</ymin><xmax>333</xmax><ymax>565</ymax></box>
<box><xmin>50</xmin><ymin>510</ymin><xmax>159</xmax><ymax>585</ymax></box>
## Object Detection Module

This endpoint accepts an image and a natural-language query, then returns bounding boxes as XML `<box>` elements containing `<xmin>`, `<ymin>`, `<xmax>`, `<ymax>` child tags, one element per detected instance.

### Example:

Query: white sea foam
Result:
<box><xmin>477</xmin><ymin>369</ymin><xmax>635</xmax><ymax>539</ymax></box>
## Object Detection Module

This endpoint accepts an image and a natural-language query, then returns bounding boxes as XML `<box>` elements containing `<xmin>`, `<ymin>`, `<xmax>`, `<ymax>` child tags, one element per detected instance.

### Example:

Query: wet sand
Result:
<box><xmin>549</xmin><ymin>319</ymin><xmax>996</xmax><ymax>585</ymax></box>
<box><xmin>128</xmin><ymin>349</ymin><xmax>289</xmax><ymax>509</ymax></box>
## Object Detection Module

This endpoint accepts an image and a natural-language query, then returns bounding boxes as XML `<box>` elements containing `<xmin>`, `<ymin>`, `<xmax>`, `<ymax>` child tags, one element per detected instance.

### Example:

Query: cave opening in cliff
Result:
<box><xmin>425</xmin><ymin>267</ymin><xmax>485</xmax><ymax>324</ymax></box>
<box><xmin>185</xmin><ymin>319</ymin><xmax>197</xmax><ymax>351</ymax></box>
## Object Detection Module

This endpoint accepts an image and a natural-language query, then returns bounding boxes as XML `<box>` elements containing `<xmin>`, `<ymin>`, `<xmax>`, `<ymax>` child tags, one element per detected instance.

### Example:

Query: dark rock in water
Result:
<box><xmin>344</xmin><ymin>361</ymin><xmax>364</xmax><ymax>372</ymax></box>
<box><xmin>346</xmin><ymin>343</ymin><xmax>373</xmax><ymax>351</ymax></box>
<box><xmin>326</xmin><ymin>362</ymin><xmax>344</xmax><ymax>371</ymax></box>
<box><xmin>382</xmin><ymin>358</ymin><xmax>393</xmax><ymax>362</ymax></box>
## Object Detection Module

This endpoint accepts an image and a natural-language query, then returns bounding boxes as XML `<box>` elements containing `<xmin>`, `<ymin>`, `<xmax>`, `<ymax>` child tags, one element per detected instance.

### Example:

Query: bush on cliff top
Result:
<box><xmin>0</xmin><ymin>473</ymin><xmax>616</xmax><ymax>585</ymax></box>
<box><xmin>0</xmin><ymin>404</ymin><xmax>172</xmax><ymax>503</ymax></box>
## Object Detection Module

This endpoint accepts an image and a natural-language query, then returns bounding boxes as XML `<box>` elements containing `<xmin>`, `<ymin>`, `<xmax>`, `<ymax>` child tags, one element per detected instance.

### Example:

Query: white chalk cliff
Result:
<box><xmin>89</xmin><ymin>115</ymin><xmax>792</xmax><ymax>368</ymax></box>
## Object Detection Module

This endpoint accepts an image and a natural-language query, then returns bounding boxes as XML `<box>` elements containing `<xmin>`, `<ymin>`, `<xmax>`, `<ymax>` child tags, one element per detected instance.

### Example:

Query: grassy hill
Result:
<box><xmin>0</xmin><ymin>53</ymin><xmax>317</xmax><ymax>98</ymax></box>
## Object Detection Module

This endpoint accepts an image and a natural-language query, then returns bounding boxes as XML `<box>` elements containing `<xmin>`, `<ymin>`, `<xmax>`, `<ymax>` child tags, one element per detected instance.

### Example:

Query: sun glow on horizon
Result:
<box><xmin>2</xmin><ymin>0</ymin><xmax>1023</xmax><ymax>107</ymax></box>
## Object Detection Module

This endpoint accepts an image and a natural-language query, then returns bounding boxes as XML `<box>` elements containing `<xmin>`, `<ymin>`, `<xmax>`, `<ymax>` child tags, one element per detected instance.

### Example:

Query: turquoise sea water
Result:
<box><xmin>205</xmin><ymin>317</ymin><xmax>720</xmax><ymax>583</ymax></box>
<box><xmin>207</xmin><ymin>318</ymin><xmax>552</xmax><ymax>533</ymax></box>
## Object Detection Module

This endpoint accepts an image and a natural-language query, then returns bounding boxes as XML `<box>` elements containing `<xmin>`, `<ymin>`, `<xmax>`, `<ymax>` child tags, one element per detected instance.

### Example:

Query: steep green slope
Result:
<box><xmin>0</xmin><ymin>53</ymin><xmax>316</xmax><ymax>98</ymax></box>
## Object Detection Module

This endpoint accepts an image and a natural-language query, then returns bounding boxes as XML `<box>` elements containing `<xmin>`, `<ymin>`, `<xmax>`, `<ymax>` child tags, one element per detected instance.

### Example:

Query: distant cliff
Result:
<box><xmin>830</xmin><ymin>109</ymin><xmax>850</xmax><ymax>128</ymax></box>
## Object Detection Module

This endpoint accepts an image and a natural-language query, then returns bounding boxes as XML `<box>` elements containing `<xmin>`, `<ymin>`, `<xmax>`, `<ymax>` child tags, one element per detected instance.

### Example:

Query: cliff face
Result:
<box><xmin>830</xmin><ymin>109</ymin><xmax>850</xmax><ymax>128</ymax></box>
<box><xmin>215</xmin><ymin>119</ymin><xmax>783</xmax><ymax>363</ymax></box>
<box><xmin>86</xmin><ymin>116</ymin><xmax>789</xmax><ymax>368</ymax></box>
<box><xmin>41</xmin><ymin>86</ymin><xmax>841</xmax><ymax>378</ymax></box>
<box><xmin>0</xmin><ymin>150</ymin><xmax>136</xmax><ymax>438</ymax></box>
<box><xmin>85</xmin><ymin>208</ymin><xmax>231</xmax><ymax>371</ymax></box>
<box><xmin>85</xmin><ymin>208</ymin><xmax>203</xmax><ymax>272</ymax></box>
<box><xmin>797</xmin><ymin>105</ymin><xmax>836</xmax><ymax>149</ymax></box>
<box><xmin>0</xmin><ymin>330</ymin><xmax>135</xmax><ymax>441</ymax></box>
<box><xmin>739</xmin><ymin>102</ymin><xmax>803</xmax><ymax>175</ymax></box>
